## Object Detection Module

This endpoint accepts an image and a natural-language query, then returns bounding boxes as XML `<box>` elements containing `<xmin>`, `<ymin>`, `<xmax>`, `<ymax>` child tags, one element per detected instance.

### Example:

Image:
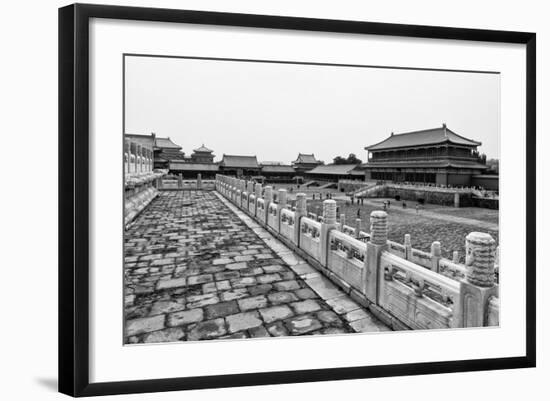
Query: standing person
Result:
<box><xmin>357</xmin><ymin>208</ymin><xmax>361</xmax><ymax>219</ymax></box>
<box><xmin>415</xmin><ymin>203</ymin><xmax>419</xmax><ymax>213</ymax></box>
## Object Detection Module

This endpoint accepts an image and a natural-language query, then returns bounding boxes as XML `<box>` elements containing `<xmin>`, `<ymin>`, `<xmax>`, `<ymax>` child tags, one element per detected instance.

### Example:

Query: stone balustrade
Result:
<box><xmin>124</xmin><ymin>140</ymin><xmax>166</xmax><ymax>227</ymax></box>
<box><xmin>124</xmin><ymin>166</ymin><xmax>167</xmax><ymax>227</ymax></box>
<box><xmin>215</xmin><ymin>174</ymin><xmax>499</xmax><ymax>330</ymax></box>
<box><xmin>125</xmin><ymin>139</ymin><xmax>154</xmax><ymax>174</ymax></box>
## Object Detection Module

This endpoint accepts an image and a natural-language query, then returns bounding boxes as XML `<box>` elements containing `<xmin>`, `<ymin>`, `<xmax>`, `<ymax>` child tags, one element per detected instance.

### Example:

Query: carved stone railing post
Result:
<box><xmin>263</xmin><ymin>186</ymin><xmax>273</xmax><ymax>225</ymax></box>
<box><xmin>138</xmin><ymin>144</ymin><xmax>144</xmax><ymax>173</ymax></box>
<box><xmin>143</xmin><ymin>148</ymin><xmax>148</xmax><ymax>172</ymax></box>
<box><xmin>404</xmin><ymin>234</ymin><xmax>412</xmax><ymax>260</ymax></box>
<box><xmin>238</xmin><ymin>179</ymin><xmax>243</xmax><ymax>206</ymax></box>
<box><xmin>241</xmin><ymin>180</ymin><xmax>247</xmax><ymax>209</ymax></box>
<box><xmin>452</xmin><ymin>251</ymin><xmax>460</xmax><ymax>263</ymax></box>
<box><xmin>231</xmin><ymin>177</ymin><xmax>237</xmax><ymax>202</ymax></box>
<box><xmin>177</xmin><ymin>173</ymin><xmax>183</xmax><ymax>189</ymax></box>
<box><xmin>277</xmin><ymin>189</ymin><xmax>287</xmax><ymax>233</ymax></box>
<box><xmin>431</xmin><ymin>241</ymin><xmax>442</xmax><ymax>273</ymax></box>
<box><xmin>355</xmin><ymin>218</ymin><xmax>362</xmax><ymax>239</ymax></box>
<box><xmin>130</xmin><ymin>142</ymin><xmax>137</xmax><ymax>174</ymax></box>
<box><xmin>339</xmin><ymin>214</ymin><xmax>346</xmax><ymax>231</ymax></box>
<box><xmin>124</xmin><ymin>140</ymin><xmax>130</xmax><ymax>174</ymax></box>
<box><xmin>254</xmin><ymin>183</ymin><xmax>262</xmax><ymax>218</ymax></box>
<box><xmin>320</xmin><ymin>200</ymin><xmax>338</xmax><ymax>266</ymax></box>
<box><xmin>457</xmin><ymin>232</ymin><xmax>498</xmax><ymax>327</ymax></box>
<box><xmin>370</xmin><ymin>211</ymin><xmax>388</xmax><ymax>245</ymax></box>
<box><xmin>294</xmin><ymin>193</ymin><xmax>307</xmax><ymax>246</ymax></box>
<box><xmin>364</xmin><ymin>211</ymin><xmax>389</xmax><ymax>303</ymax></box>
<box><xmin>235</xmin><ymin>179</ymin><xmax>241</xmax><ymax>207</ymax></box>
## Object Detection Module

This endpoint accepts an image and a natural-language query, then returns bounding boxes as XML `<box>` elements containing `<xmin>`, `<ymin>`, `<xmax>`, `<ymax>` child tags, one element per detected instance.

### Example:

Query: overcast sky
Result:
<box><xmin>125</xmin><ymin>55</ymin><xmax>500</xmax><ymax>163</ymax></box>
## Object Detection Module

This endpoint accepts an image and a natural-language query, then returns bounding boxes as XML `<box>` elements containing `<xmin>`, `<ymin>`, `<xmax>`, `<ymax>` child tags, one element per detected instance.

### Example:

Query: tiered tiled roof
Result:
<box><xmin>307</xmin><ymin>164</ymin><xmax>360</xmax><ymax>175</ymax></box>
<box><xmin>261</xmin><ymin>165</ymin><xmax>296</xmax><ymax>173</ymax></box>
<box><xmin>366</xmin><ymin>125</ymin><xmax>481</xmax><ymax>151</ymax></box>
<box><xmin>220</xmin><ymin>155</ymin><xmax>260</xmax><ymax>169</ymax></box>
<box><xmin>155</xmin><ymin>137</ymin><xmax>182</xmax><ymax>150</ymax></box>
<box><xmin>293</xmin><ymin>153</ymin><xmax>321</xmax><ymax>164</ymax></box>
<box><xmin>193</xmin><ymin>144</ymin><xmax>214</xmax><ymax>153</ymax></box>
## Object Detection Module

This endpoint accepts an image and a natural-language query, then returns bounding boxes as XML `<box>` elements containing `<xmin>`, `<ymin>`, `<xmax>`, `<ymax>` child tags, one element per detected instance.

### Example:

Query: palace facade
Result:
<box><xmin>364</xmin><ymin>124</ymin><xmax>489</xmax><ymax>187</ymax></box>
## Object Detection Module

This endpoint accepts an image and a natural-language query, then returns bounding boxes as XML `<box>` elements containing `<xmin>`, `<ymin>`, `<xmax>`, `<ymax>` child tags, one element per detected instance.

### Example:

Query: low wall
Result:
<box><xmin>338</xmin><ymin>179</ymin><xmax>371</xmax><ymax>193</ymax></box>
<box><xmin>472</xmin><ymin>197</ymin><xmax>499</xmax><ymax>210</ymax></box>
<box><xmin>159</xmin><ymin>173</ymin><xmax>215</xmax><ymax>191</ymax></box>
<box><xmin>471</xmin><ymin>175</ymin><xmax>499</xmax><ymax>191</ymax></box>
<box><xmin>216</xmin><ymin>174</ymin><xmax>500</xmax><ymax>330</ymax></box>
<box><xmin>368</xmin><ymin>184</ymin><xmax>472</xmax><ymax>207</ymax></box>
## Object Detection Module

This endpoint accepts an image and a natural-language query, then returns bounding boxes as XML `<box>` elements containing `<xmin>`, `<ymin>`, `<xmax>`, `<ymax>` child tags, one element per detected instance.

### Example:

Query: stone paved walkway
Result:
<box><xmin>124</xmin><ymin>191</ymin><xmax>389</xmax><ymax>344</ymax></box>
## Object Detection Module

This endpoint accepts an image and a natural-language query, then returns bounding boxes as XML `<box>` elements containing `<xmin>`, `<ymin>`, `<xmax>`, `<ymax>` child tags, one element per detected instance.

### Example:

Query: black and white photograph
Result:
<box><xmin>123</xmin><ymin>54</ymin><xmax>501</xmax><ymax>344</ymax></box>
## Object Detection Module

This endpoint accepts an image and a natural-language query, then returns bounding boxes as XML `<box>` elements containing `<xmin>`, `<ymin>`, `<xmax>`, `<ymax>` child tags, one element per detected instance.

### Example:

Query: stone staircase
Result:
<box><xmin>352</xmin><ymin>183</ymin><xmax>383</xmax><ymax>197</ymax></box>
<box><xmin>303</xmin><ymin>180</ymin><xmax>318</xmax><ymax>187</ymax></box>
<box><xmin>318</xmin><ymin>182</ymin><xmax>337</xmax><ymax>189</ymax></box>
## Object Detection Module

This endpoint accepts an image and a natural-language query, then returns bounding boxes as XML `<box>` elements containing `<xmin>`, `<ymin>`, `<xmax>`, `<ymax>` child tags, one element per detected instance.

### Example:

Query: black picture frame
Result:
<box><xmin>58</xmin><ymin>3</ymin><xmax>536</xmax><ymax>397</ymax></box>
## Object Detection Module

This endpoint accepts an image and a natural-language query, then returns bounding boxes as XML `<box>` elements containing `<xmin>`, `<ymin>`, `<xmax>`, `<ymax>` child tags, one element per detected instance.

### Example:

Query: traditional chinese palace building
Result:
<box><xmin>259</xmin><ymin>162</ymin><xmax>297</xmax><ymax>183</ymax></box>
<box><xmin>219</xmin><ymin>154</ymin><xmax>261</xmax><ymax>177</ymax></box>
<box><xmin>305</xmin><ymin>164</ymin><xmax>364</xmax><ymax>182</ymax></box>
<box><xmin>364</xmin><ymin>124</ymin><xmax>489</xmax><ymax>187</ymax></box>
<box><xmin>168</xmin><ymin>143</ymin><xmax>219</xmax><ymax>178</ymax></box>
<box><xmin>189</xmin><ymin>144</ymin><xmax>215</xmax><ymax>163</ymax></box>
<box><xmin>292</xmin><ymin>153</ymin><xmax>324</xmax><ymax>175</ymax></box>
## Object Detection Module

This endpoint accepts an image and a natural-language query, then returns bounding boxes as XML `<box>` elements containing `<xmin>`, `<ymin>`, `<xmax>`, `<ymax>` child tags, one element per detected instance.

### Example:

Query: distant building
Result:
<box><xmin>125</xmin><ymin>133</ymin><xmax>185</xmax><ymax>170</ymax></box>
<box><xmin>169</xmin><ymin>161</ymin><xmax>219</xmax><ymax>179</ymax></box>
<box><xmin>364</xmin><ymin>124</ymin><xmax>489</xmax><ymax>187</ymax></box>
<box><xmin>305</xmin><ymin>164</ymin><xmax>364</xmax><ymax>182</ymax></box>
<box><xmin>219</xmin><ymin>154</ymin><xmax>261</xmax><ymax>177</ymax></box>
<box><xmin>292</xmin><ymin>153</ymin><xmax>324</xmax><ymax>175</ymax></box>
<box><xmin>190</xmin><ymin>144</ymin><xmax>215</xmax><ymax>163</ymax></box>
<box><xmin>169</xmin><ymin>144</ymin><xmax>219</xmax><ymax>179</ymax></box>
<box><xmin>260</xmin><ymin>163</ymin><xmax>297</xmax><ymax>183</ymax></box>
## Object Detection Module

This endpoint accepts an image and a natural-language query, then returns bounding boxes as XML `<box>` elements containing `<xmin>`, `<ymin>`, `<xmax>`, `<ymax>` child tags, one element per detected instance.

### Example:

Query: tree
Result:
<box><xmin>333</xmin><ymin>153</ymin><xmax>363</xmax><ymax>164</ymax></box>
<box><xmin>346</xmin><ymin>153</ymin><xmax>362</xmax><ymax>164</ymax></box>
<box><xmin>333</xmin><ymin>156</ymin><xmax>347</xmax><ymax>165</ymax></box>
<box><xmin>486</xmin><ymin>158</ymin><xmax>499</xmax><ymax>174</ymax></box>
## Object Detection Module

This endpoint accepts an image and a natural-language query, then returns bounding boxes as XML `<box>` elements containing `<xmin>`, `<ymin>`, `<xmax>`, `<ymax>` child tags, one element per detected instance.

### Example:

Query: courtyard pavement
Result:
<box><xmin>124</xmin><ymin>190</ymin><xmax>389</xmax><ymax>344</ymax></box>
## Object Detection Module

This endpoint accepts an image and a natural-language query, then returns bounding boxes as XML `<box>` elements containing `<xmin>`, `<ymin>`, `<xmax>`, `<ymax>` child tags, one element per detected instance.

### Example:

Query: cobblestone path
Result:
<box><xmin>124</xmin><ymin>191</ymin><xmax>389</xmax><ymax>344</ymax></box>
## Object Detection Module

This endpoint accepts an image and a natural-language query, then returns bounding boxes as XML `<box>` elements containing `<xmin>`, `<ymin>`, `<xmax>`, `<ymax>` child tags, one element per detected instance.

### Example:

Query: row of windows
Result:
<box><xmin>370</xmin><ymin>147</ymin><xmax>473</xmax><ymax>160</ymax></box>
<box><xmin>371</xmin><ymin>172</ymin><xmax>436</xmax><ymax>183</ymax></box>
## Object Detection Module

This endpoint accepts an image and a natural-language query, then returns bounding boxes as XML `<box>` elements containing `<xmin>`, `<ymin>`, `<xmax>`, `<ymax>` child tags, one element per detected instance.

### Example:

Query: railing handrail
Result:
<box><xmin>330</xmin><ymin>229</ymin><xmax>367</xmax><ymax>253</ymax></box>
<box><xmin>300</xmin><ymin>216</ymin><xmax>321</xmax><ymax>229</ymax></box>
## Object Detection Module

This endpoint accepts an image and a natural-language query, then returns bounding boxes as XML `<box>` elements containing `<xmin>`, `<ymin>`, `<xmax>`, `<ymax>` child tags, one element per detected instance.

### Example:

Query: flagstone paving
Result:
<box><xmin>124</xmin><ymin>190</ymin><xmax>389</xmax><ymax>344</ymax></box>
